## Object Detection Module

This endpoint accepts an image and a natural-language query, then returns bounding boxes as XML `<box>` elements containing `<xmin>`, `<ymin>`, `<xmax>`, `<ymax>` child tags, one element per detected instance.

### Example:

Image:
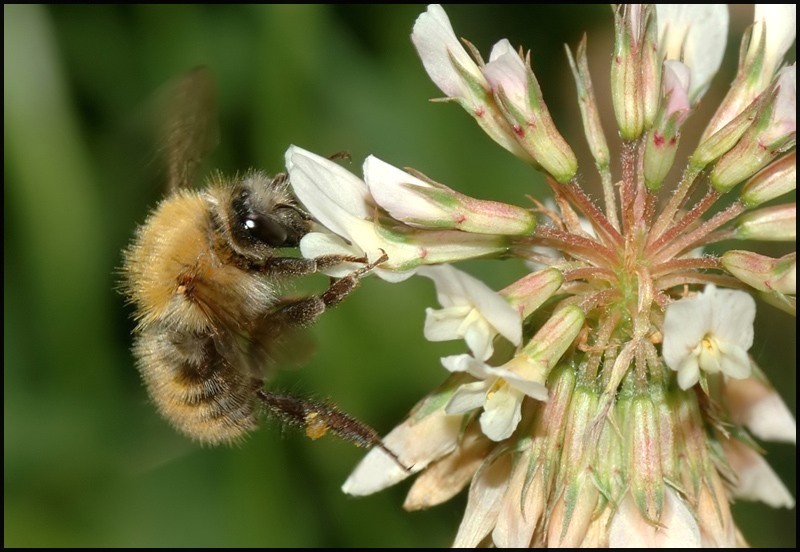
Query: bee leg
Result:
<box><xmin>253</xmin><ymin>253</ymin><xmax>370</xmax><ymax>276</ymax></box>
<box><xmin>257</xmin><ymin>390</ymin><xmax>411</xmax><ymax>472</ymax></box>
<box><xmin>267</xmin><ymin>251</ymin><xmax>388</xmax><ymax>326</ymax></box>
<box><xmin>319</xmin><ymin>251</ymin><xmax>388</xmax><ymax>307</ymax></box>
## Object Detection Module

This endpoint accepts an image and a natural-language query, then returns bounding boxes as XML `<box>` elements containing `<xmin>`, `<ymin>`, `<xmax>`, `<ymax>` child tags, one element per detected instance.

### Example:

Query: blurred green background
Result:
<box><xmin>4</xmin><ymin>4</ymin><xmax>795</xmax><ymax>547</ymax></box>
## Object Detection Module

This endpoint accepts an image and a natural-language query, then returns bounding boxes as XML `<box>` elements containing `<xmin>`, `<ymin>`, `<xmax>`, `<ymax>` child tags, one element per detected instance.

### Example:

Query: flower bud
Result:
<box><xmin>722</xmin><ymin>250</ymin><xmax>796</xmax><ymax>295</ymax></box>
<box><xmin>703</xmin><ymin>5</ymin><xmax>797</xmax><ymax>139</ymax></box>
<box><xmin>629</xmin><ymin>394</ymin><xmax>664</xmax><ymax>522</ymax></box>
<box><xmin>611</xmin><ymin>5</ymin><xmax>648</xmax><ymax>140</ymax></box>
<box><xmin>644</xmin><ymin>61</ymin><xmax>691</xmax><ymax>190</ymax></box>
<box><xmin>740</xmin><ymin>152</ymin><xmax>796</xmax><ymax>207</ymax></box>
<box><xmin>735</xmin><ymin>203</ymin><xmax>796</xmax><ymax>241</ymax></box>
<box><xmin>710</xmin><ymin>64</ymin><xmax>796</xmax><ymax>191</ymax></box>
<box><xmin>512</xmin><ymin>305</ymin><xmax>584</xmax><ymax>373</ymax></box>
<box><xmin>501</xmin><ymin>268</ymin><xmax>563</xmax><ymax>319</ymax></box>
<box><xmin>566</xmin><ymin>37</ymin><xmax>610</xmax><ymax>171</ymax></box>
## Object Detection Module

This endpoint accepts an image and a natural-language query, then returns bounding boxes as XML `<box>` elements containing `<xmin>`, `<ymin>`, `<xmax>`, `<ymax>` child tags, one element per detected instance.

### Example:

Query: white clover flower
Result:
<box><xmin>441</xmin><ymin>354</ymin><xmax>547</xmax><ymax>441</ymax></box>
<box><xmin>662</xmin><ymin>285</ymin><xmax>756</xmax><ymax>389</ymax></box>
<box><xmin>411</xmin><ymin>5</ymin><xmax>530</xmax><ymax>160</ymax></box>
<box><xmin>286</xmin><ymin>145</ymin><xmax>513</xmax><ymax>282</ymax></box>
<box><xmin>419</xmin><ymin>264</ymin><xmax>521</xmax><ymax>361</ymax></box>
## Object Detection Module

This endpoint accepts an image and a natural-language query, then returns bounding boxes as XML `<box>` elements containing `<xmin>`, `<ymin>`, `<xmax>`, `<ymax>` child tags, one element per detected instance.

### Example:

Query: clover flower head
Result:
<box><xmin>286</xmin><ymin>4</ymin><xmax>796</xmax><ymax>547</ymax></box>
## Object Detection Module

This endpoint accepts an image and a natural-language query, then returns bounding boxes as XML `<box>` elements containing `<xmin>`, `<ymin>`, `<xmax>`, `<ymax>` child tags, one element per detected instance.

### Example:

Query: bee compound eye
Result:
<box><xmin>244</xmin><ymin>213</ymin><xmax>288</xmax><ymax>246</ymax></box>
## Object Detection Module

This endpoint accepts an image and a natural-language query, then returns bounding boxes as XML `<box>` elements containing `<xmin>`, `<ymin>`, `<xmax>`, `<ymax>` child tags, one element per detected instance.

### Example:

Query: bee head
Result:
<box><xmin>225</xmin><ymin>172</ymin><xmax>312</xmax><ymax>257</ymax></box>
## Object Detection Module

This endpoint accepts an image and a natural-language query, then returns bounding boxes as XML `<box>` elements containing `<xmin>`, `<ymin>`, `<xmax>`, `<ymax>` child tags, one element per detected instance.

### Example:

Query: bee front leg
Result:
<box><xmin>253</xmin><ymin>253</ymin><xmax>368</xmax><ymax>276</ymax></box>
<box><xmin>267</xmin><ymin>250</ymin><xmax>388</xmax><ymax>327</ymax></box>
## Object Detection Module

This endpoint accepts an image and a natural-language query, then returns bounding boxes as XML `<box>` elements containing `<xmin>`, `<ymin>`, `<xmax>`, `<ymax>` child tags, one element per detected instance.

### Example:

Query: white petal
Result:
<box><xmin>342</xmin><ymin>408</ymin><xmax>461</xmax><ymax>496</ymax></box>
<box><xmin>462</xmin><ymin>316</ymin><xmax>495</xmax><ymax>361</ymax></box>
<box><xmin>708</xmin><ymin>287</ymin><xmax>756</xmax><ymax>350</ymax></box>
<box><xmin>677</xmin><ymin>356</ymin><xmax>701</xmax><ymax>390</ymax></box>
<box><xmin>411</xmin><ymin>4</ymin><xmax>484</xmax><ymax>100</ymax></box>
<box><xmin>298</xmin><ymin>232</ymin><xmax>416</xmax><ymax>283</ymax></box>
<box><xmin>490</xmin><ymin>365</ymin><xmax>549</xmax><ymax>401</ymax></box>
<box><xmin>725</xmin><ymin>440</ymin><xmax>796</xmax><ymax>508</ymax></box>
<box><xmin>453</xmin><ymin>454</ymin><xmax>512</xmax><ymax>547</ymax></box>
<box><xmin>363</xmin><ymin>156</ymin><xmax>444</xmax><ymax>223</ymax></box>
<box><xmin>446</xmin><ymin>380</ymin><xmax>492</xmax><ymax>414</ymax></box>
<box><xmin>662</xmin><ymin>291</ymin><xmax>712</xmax><ymax>372</ymax></box>
<box><xmin>423</xmin><ymin>305</ymin><xmax>473</xmax><ymax>341</ymax></box>
<box><xmin>657</xmin><ymin>5</ymin><xmax>728</xmax><ymax>101</ymax></box>
<box><xmin>482</xmin><ymin>42</ymin><xmax>531</xmax><ymax>118</ymax></box>
<box><xmin>609</xmin><ymin>489</ymin><xmax>701</xmax><ymax>547</ymax></box>
<box><xmin>285</xmin><ymin>145</ymin><xmax>372</xmax><ymax>239</ymax></box>
<box><xmin>440</xmin><ymin>354</ymin><xmax>493</xmax><ymax>380</ymax></box>
<box><xmin>716</xmin><ymin>341</ymin><xmax>752</xmax><ymax>380</ymax></box>
<box><xmin>299</xmin><ymin>232</ymin><xmax>364</xmax><ymax>278</ymax></box>
<box><xmin>754</xmin><ymin>4</ymin><xmax>797</xmax><ymax>79</ymax></box>
<box><xmin>480</xmin><ymin>387</ymin><xmax>523</xmax><ymax>441</ymax></box>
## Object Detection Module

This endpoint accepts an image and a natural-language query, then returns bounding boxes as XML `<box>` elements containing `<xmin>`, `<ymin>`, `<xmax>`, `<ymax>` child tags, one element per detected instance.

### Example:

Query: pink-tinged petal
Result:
<box><xmin>662</xmin><ymin>60</ymin><xmax>691</xmax><ymax>123</ymax></box>
<box><xmin>480</xmin><ymin>386</ymin><xmax>523</xmax><ymax>441</ymax></box>
<box><xmin>492</xmin><ymin>445</ymin><xmax>543</xmax><ymax>547</ymax></box>
<box><xmin>609</xmin><ymin>489</ymin><xmax>701</xmax><ymax>547</ymax></box>
<box><xmin>724</xmin><ymin>439</ymin><xmax>796</xmax><ymax>508</ymax></box>
<box><xmin>411</xmin><ymin>4</ymin><xmax>484</xmax><ymax>100</ymax></box>
<box><xmin>483</xmin><ymin>40</ymin><xmax>530</xmax><ymax>118</ymax></box>
<box><xmin>453</xmin><ymin>454</ymin><xmax>513</xmax><ymax>547</ymax></box>
<box><xmin>770</xmin><ymin>64</ymin><xmax>796</xmax><ymax>140</ymax></box>
<box><xmin>342</xmin><ymin>408</ymin><xmax>462</xmax><ymax>496</ymax></box>
<box><xmin>726</xmin><ymin>377</ymin><xmax>797</xmax><ymax>444</ymax></box>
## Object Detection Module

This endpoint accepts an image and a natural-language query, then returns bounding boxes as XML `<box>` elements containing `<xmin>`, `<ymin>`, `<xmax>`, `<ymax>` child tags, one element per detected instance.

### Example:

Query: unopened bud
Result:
<box><xmin>611</xmin><ymin>5</ymin><xmax>645</xmax><ymax>140</ymax></box>
<box><xmin>566</xmin><ymin>38</ymin><xmax>610</xmax><ymax>171</ymax></box>
<box><xmin>515</xmin><ymin>305</ymin><xmax>584</xmax><ymax>372</ymax></box>
<box><xmin>501</xmin><ymin>268</ymin><xmax>563</xmax><ymax>319</ymax></box>
<box><xmin>735</xmin><ymin>203</ymin><xmax>796</xmax><ymax>241</ymax></box>
<box><xmin>722</xmin><ymin>250</ymin><xmax>796</xmax><ymax>295</ymax></box>
<box><xmin>740</xmin><ymin>152</ymin><xmax>796</xmax><ymax>207</ymax></box>
<box><xmin>629</xmin><ymin>394</ymin><xmax>664</xmax><ymax>522</ymax></box>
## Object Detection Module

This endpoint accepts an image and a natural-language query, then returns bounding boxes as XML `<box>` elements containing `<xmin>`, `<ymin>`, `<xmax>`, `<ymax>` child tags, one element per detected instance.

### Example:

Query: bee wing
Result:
<box><xmin>160</xmin><ymin>66</ymin><xmax>220</xmax><ymax>192</ymax></box>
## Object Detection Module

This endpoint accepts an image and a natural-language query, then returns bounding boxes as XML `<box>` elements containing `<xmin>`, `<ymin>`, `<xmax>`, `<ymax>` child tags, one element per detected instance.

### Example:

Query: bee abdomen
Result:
<box><xmin>134</xmin><ymin>327</ymin><xmax>262</xmax><ymax>445</ymax></box>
